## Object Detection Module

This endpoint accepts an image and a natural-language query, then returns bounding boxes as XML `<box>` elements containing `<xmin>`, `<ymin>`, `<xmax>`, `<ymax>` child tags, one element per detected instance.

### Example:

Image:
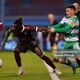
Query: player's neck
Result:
<box><xmin>70</xmin><ymin>14</ymin><xmax>76</xmax><ymax>18</ymax></box>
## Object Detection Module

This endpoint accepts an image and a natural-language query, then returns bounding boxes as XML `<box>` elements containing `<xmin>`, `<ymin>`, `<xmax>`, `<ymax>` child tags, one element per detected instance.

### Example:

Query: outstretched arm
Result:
<box><xmin>55</xmin><ymin>24</ymin><xmax>71</xmax><ymax>32</ymax></box>
<box><xmin>50</xmin><ymin>24</ymin><xmax>71</xmax><ymax>33</ymax></box>
<box><xmin>22</xmin><ymin>25</ymin><xmax>49</xmax><ymax>32</ymax></box>
<box><xmin>51</xmin><ymin>23</ymin><xmax>62</xmax><ymax>29</ymax></box>
<box><xmin>1</xmin><ymin>30</ymin><xmax>10</xmax><ymax>48</ymax></box>
<box><xmin>1</xmin><ymin>27</ymin><xmax>14</xmax><ymax>49</ymax></box>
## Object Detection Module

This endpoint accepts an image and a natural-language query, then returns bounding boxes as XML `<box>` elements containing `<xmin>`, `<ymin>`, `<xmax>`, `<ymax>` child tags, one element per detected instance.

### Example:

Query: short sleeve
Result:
<box><xmin>60</xmin><ymin>17</ymin><xmax>66</xmax><ymax>24</ymax></box>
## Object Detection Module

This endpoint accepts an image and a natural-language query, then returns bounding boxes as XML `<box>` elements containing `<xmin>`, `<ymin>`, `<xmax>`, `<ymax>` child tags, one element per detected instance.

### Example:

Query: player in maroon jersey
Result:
<box><xmin>1</xmin><ymin>18</ymin><xmax>61</xmax><ymax>75</ymax></box>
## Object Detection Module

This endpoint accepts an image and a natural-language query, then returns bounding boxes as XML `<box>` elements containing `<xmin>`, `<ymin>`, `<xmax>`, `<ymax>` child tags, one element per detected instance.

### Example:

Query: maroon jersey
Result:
<box><xmin>8</xmin><ymin>24</ymin><xmax>49</xmax><ymax>43</ymax></box>
<box><xmin>9</xmin><ymin>25</ymin><xmax>36</xmax><ymax>43</ymax></box>
<box><xmin>0</xmin><ymin>22</ymin><xmax>3</xmax><ymax>31</ymax></box>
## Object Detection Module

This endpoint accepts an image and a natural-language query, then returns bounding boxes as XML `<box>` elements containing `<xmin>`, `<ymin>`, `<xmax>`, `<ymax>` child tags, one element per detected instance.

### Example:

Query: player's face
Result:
<box><xmin>14</xmin><ymin>24</ymin><xmax>22</xmax><ymax>32</ymax></box>
<box><xmin>66</xmin><ymin>8</ymin><xmax>75</xmax><ymax>17</ymax></box>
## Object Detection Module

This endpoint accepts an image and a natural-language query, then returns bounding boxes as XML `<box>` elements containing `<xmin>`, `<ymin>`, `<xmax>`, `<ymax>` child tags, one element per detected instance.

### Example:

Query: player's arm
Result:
<box><xmin>51</xmin><ymin>17</ymin><xmax>66</xmax><ymax>29</ymax></box>
<box><xmin>55</xmin><ymin>24</ymin><xmax>71</xmax><ymax>32</ymax></box>
<box><xmin>23</xmin><ymin>25</ymin><xmax>36</xmax><ymax>31</ymax></box>
<box><xmin>50</xmin><ymin>18</ymin><xmax>78</xmax><ymax>33</ymax></box>
<box><xmin>1</xmin><ymin>27</ymin><xmax>14</xmax><ymax>48</ymax></box>
<box><xmin>51</xmin><ymin>23</ymin><xmax>62</xmax><ymax>29</ymax></box>
<box><xmin>50</xmin><ymin>24</ymin><xmax>72</xmax><ymax>33</ymax></box>
<box><xmin>22</xmin><ymin>25</ymin><xmax>49</xmax><ymax>32</ymax></box>
<box><xmin>37</xmin><ymin>26</ymin><xmax>49</xmax><ymax>32</ymax></box>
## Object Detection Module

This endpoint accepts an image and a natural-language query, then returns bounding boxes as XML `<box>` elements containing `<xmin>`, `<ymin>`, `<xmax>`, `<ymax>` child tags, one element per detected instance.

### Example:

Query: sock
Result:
<box><xmin>42</xmin><ymin>55</ymin><xmax>56</xmax><ymax>69</ymax></box>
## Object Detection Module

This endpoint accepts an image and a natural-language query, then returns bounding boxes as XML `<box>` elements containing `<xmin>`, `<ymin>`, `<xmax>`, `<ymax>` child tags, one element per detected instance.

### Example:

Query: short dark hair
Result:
<box><xmin>14</xmin><ymin>17</ymin><xmax>22</xmax><ymax>26</ymax></box>
<box><xmin>14</xmin><ymin>17</ymin><xmax>23</xmax><ymax>32</ymax></box>
<box><xmin>66</xmin><ymin>5</ymin><xmax>76</xmax><ymax>10</ymax></box>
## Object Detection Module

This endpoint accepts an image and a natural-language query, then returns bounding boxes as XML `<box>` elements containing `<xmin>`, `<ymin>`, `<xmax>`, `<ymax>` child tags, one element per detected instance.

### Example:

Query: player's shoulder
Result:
<box><xmin>60</xmin><ymin>16</ymin><xmax>68</xmax><ymax>24</ymax></box>
<box><xmin>69</xmin><ymin>16</ymin><xmax>79</xmax><ymax>27</ymax></box>
<box><xmin>71</xmin><ymin>16</ymin><xmax>79</xmax><ymax>22</ymax></box>
<box><xmin>9</xmin><ymin>26</ymin><xmax>15</xmax><ymax>32</ymax></box>
<box><xmin>61</xmin><ymin>16</ymin><xmax>68</xmax><ymax>21</ymax></box>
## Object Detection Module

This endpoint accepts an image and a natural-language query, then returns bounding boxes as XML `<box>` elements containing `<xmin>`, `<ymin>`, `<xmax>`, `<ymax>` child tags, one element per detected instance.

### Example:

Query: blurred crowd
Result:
<box><xmin>38</xmin><ymin>2</ymin><xmax>80</xmax><ymax>52</ymax></box>
<box><xmin>0</xmin><ymin>2</ymin><xmax>80</xmax><ymax>51</ymax></box>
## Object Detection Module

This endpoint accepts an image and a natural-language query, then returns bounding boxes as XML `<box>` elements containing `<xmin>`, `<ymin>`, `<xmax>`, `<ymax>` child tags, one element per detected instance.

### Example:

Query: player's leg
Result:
<box><xmin>14</xmin><ymin>48</ymin><xmax>23</xmax><ymax>75</ymax></box>
<box><xmin>34</xmin><ymin>47</ymin><xmax>62</xmax><ymax>75</ymax></box>
<box><xmin>34</xmin><ymin>47</ymin><xmax>56</xmax><ymax>68</ymax></box>
<box><xmin>61</xmin><ymin>42</ymin><xmax>73</xmax><ymax>66</ymax></box>
<box><xmin>53</xmin><ymin>42</ymin><xmax>73</xmax><ymax>67</ymax></box>
<box><xmin>14</xmin><ymin>49</ymin><xmax>22</xmax><ymax>66</ymax></box>
<box><xmin>30</xmin><ymin>41</ymin><xmax>62</xmax><ymax>75</ymax></box>
<box><xmin>53</xmin><ymin>41</ymin><xmax>78</xmax><ymax>74</ymax></box>
<box><xmin>73</xmin><ymin>42</ymin><xmax>80</xmax><ymax>67</ymax></box>
<box><xmin>63</xmin><ymin>42</ymin><xmax>79</xmax><ymax>74</ymax></box>
<box><xmin>14</xmin><ymin>44</ymin><xmax>27</xmax><ymax>75</ymax></box>
<box><xmin>71</xmin><ymin>42</ymin><xmax>80</xmax><ymax>74</ymax></box>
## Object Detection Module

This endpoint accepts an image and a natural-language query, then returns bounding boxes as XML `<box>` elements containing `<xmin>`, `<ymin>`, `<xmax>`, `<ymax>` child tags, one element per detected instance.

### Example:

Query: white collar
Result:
<box><xmin>20</xmin><ymin>25</ymin><xmax>25</xmax><ymax>32</ymax></box>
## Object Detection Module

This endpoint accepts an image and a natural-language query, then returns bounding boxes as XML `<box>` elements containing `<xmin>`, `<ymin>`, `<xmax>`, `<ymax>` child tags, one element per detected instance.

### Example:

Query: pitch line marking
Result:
<box><xmin>43</xmin><ymin>61</ymin><xmax>60</xmax><ymax>80</ymax></box>
<box><xmin>41</xmin><ymin>50</ymin><xmax>60</xmax><ymax>80</ymax></box>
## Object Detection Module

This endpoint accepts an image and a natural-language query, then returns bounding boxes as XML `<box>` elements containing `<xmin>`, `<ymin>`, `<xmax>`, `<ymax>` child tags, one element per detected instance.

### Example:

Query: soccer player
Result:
<box><xmin>49</xmin><ymin>5</ymin><xmax>80</xmax><ymax>74</ymax></box>
<box><xmin>1</xmin><ymin>18</ymin><xmax>61</xmax><ymax>75</ymax></box>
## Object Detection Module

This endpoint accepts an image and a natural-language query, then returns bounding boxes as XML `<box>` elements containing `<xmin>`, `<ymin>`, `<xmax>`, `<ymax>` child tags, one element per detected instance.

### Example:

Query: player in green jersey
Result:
<box><xmin>50</xmin><ymin>5</ymin><xmax>80</xmax><ymax>74</ymax></box>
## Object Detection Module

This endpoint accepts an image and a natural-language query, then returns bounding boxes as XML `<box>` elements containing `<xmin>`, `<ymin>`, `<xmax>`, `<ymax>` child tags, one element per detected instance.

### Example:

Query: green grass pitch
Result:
<box><xmin>0</xmin><ymin>51</ymin><xmax>80</xmax><ymax>80</ymax></box>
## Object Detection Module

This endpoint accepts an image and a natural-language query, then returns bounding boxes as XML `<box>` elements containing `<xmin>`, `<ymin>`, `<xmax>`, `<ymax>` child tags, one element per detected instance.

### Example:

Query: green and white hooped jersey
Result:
<box><xmin>60</xmin><ymin>16</ymin><xmax>79</xmax><ymax>42</ymax></box>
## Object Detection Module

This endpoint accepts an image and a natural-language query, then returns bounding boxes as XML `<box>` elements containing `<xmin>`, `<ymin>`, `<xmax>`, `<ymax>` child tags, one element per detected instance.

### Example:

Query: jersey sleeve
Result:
<box><xmin>60</xmin><ymin>17</ymin><xmax>65</xmax><ymax>24</ymax></box>
<box><xmin>51</xmin><ymin>23</ymin><xmax>62</xmax><ymax>29</ymax></box>
<box><xmin>55</xmin><ymin>24</ymin><xmax>71</xmax><ymax>32</ymax></box>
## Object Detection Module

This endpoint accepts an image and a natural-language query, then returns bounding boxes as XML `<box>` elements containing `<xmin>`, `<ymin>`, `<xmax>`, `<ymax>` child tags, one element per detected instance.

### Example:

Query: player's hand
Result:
<box><xmin>1</xmin><ymin>42</ymin><xmax>5</xmax><ymax>50</ymax></box>
<box><xmin>49</xmin><ymin>28</ymin><xmax>55</xmax><ymax>32</ymax></box>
